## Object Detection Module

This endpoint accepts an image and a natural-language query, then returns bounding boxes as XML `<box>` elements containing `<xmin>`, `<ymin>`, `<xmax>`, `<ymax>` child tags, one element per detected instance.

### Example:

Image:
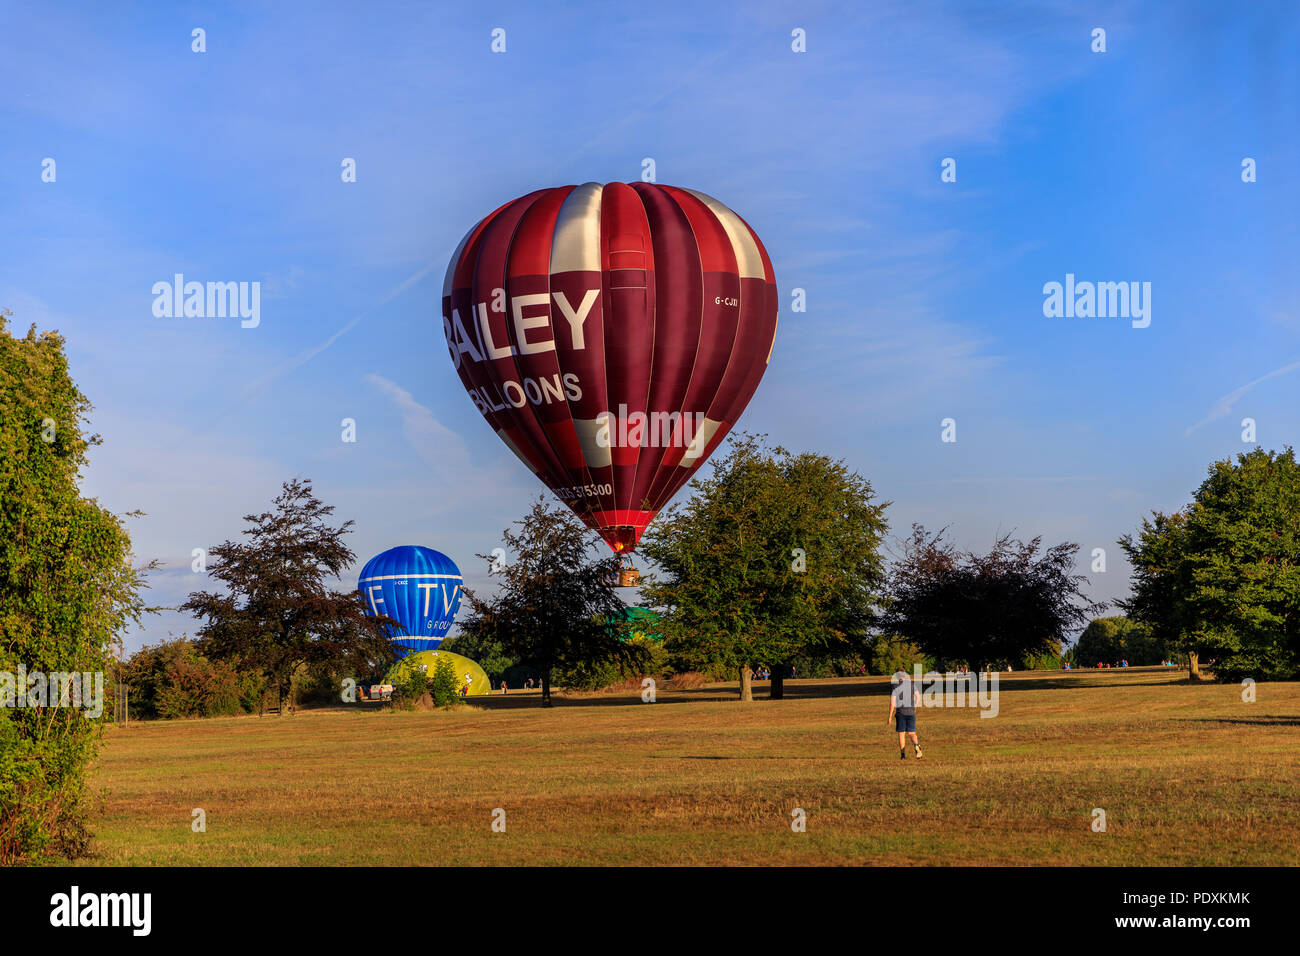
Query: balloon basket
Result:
<box><xmin>615</xmin><ymin>555</ymin><xmax>640</xmax><ymax>588</ymax></box>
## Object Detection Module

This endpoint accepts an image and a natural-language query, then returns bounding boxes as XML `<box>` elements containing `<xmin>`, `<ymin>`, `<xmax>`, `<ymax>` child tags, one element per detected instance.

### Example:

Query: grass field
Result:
<box><xmin>82</xmin><ymin>668</ymin><xmax>1300</xmax><ymax>866</ymax></box>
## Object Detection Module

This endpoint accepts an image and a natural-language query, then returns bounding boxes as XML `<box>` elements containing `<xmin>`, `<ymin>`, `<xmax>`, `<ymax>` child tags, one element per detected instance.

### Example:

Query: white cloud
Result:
<box><xmin>1186</xmin><ymin>358</ymin><xmax>1300</xmax><ymax>434</ymax></box>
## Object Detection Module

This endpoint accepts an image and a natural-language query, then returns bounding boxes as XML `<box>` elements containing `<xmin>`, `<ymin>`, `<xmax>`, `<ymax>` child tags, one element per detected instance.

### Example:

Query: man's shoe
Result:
<box><xmin>899</xmin><ymin>749</ymin><xmax>906</xmax><ymax>760</ymax></box>
<box><xmin>914</xmin><ymin>746</ymin><xmax>924</xmax><ymax>759</ymax></box>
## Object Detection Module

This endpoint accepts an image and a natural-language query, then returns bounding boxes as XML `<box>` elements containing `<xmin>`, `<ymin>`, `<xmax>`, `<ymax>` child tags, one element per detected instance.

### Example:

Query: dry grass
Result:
<box><xmin>81</xmin><ymin>668</ymin><xmax>1300</xmax><ymax>866</ymax></box>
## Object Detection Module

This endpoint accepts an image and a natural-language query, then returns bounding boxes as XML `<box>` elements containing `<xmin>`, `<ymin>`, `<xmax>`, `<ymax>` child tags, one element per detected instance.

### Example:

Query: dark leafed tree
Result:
<box><xmin>182</xmin><ymin>478</ymin><xmax>397</xmax><ymax>710</ymax></box>
<box><xmin>1120</xmin><ymin>447</ymin><xmax>1300</xmax><ymax>682</ymax></box>
<box><xmin>456</xmin><ymin>497</ymin><xmax>641</xmax><ymax>707</ymax></box>
<box><xmin>881</xmin><ymin>524</ymin><xmax>1105</xmax><ymax>668</ymax></box>
<box><xmin>638</xmin><ymin>433</ymin><xmax>889</xmax><ymax>701</ymax></box>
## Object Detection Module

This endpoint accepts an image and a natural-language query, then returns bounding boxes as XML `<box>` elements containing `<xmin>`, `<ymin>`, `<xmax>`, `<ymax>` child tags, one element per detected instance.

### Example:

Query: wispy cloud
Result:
<box><xmin>207</xmin><ymin>262</ymin><xmax>437</xmax><ymax>430</ymax></box>
<box><xmin>362</xmin><ymin>373</ymin><xmax>527</xmax><ymax>515</ymax></box>
<box><xmin>1186</xmin><ymin>358</ymin><xmax>1300</xmax><ymax>434</ymax></box>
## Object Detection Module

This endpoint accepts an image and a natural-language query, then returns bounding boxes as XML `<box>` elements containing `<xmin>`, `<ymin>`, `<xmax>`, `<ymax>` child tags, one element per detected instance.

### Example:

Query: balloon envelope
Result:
<box><xmin>442</xmin><ymin>182</ymin><xmax>778</xmax><ymax>554</ymax></box>
<box><xmin>358</xmin><ymin>545</ymin><xmax>462</xmax><ymax>654</ymax></box>
<box><xmin>608</xmin><ymin>606</ymin><xmax>663</xmax><ymax>642</ymax></box>
<box><xmin>386</xmin><ymin>650</ymin><xmax>491</xmax><ymax>697</ymax></box>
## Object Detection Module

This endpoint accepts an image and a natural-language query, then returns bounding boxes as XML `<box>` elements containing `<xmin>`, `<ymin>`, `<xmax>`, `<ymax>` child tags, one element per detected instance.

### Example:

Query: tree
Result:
<box><xmin>638</xmin><ymin>434</ymin><xmax>889</xmax><ymax>701</ymax></box>
<box><xmin>882</xmin><ymin>524</ymin><xmax>1105</xmax><ymax>669</ymax></box>
<box><xmin>428</xmin><ymin>656</ymin><xmax>463</xmax><ymax>708</ymax></box>
<box><xmin>1120</xmin><ymin>447</ymin><xmax>1300</xmax><ymax>682</ymax></box>
<box><xmin>864</xmin><ymin>634</ymin><xmax>930</xmax><ymax>676</ymax></box>
<box><xmin>438</xmin><ymin>631</ymin><xmax>517</xmax><ymax>685</ymax></box>
<box><xmin>181</xmin><ymin>478</ymin><xmax>396</xmax><ymax>709</ymax></box>
<box><xmin>1</xmin><ymin>309</ymin><xmax>153</xmax><ymax>862</ymax></box>
<box><xmin>1117</xmin><ymin>511</ymin><xmax>1198</xmax><ymax>675</ymax></box>
<box><xmin>1073</xmin><ymin>616</ymin><xmax>1165</xmax><ymax>667</ymax></box>
<box><xmin>456</xmin><ymin>497</ymin><xmax>643</xmax><ymax>706</ymax></box>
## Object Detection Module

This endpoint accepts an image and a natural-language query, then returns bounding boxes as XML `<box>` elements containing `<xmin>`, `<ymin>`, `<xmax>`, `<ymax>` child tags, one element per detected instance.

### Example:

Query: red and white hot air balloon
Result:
<box><xmin>441</xmin><ymin>182</ymin><xmax>778</xmax><ymax>566</ymax></box>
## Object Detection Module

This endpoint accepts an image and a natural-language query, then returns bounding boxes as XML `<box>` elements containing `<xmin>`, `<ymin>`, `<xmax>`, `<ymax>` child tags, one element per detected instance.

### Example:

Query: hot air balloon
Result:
<box><xmin>386</xmin><ymin>650</ymin><xmax>491</xmax><ymax>697</ymax></box>
<box><xmin>441</xmin><ymin>182</ymin><xmax>778</xmax><ymax>578</ymax></box>
<box><xmin>358</xmin><ymin>545</ymin><xmax>462</xmax><ymax>655</ymax></box>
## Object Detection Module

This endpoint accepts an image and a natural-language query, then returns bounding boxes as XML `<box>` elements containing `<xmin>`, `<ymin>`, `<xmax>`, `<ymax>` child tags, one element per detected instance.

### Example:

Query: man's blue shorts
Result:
<box><xmin>895</xmin><ymin>712</ymin><xmax>916</xmax><ymax>733</ymax></box>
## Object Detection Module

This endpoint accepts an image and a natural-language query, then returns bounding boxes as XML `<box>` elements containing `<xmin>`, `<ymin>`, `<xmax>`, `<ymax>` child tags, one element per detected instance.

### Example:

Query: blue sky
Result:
<box><xmin>2</xmin><ymin>0</ymin><xmax>1296</xmax><ymax>652</ymax></box>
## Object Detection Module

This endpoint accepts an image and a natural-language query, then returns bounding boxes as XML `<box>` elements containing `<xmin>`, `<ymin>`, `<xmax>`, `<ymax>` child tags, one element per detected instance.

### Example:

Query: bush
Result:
<box><xmin>554</xmin><ymin>656</ymin><xmax>624</xmax><ymax>691</ymax></box>
<box><xmin>291</xmin><ymin>662</ymin><xmax>348</xmax><ymax>708</ymax></box>
<box><xmin>237</xmin><ymin>669</ymin><xmax>268</xmax><ymax>713</ymax></box>
<box><xmin>866</xmin><ymin>635</ymin><xmax>932</xmax><ymax>675</ymax></box>
<box><xmin>556</xmin><ymin>636</ymin><xmax>661</xmax><ymax>691</ymax></box>
<box><xmin>389</xmin><ymin>662</ymin><xmax>430</xmax><ymax>710</ymax></box>
<box><xmin>429</xmin><ymin>657</ymin><xmax>462</xmax><ymax>708</ymax></box>
<box><xmin>1020</xmin><ymin>647</ymin><xmax>1063</xmax><ymax>670</ymax></box>
<box><xmin>124</xmin><ymin>637</ymin><xmax>244</xmax><ymax>719</ymax></box>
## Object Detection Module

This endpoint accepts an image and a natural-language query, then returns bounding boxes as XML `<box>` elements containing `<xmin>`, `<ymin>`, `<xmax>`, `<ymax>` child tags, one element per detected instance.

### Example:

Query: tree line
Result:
<box><xmin>4</xmin><ymin>308</ymin><xmax>1298</xmax><ymax>862</ymax></box>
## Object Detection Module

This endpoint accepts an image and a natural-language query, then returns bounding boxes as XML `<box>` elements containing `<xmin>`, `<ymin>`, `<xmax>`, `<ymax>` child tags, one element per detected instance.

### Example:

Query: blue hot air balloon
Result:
<box><xmin>357</xmin><ymin>545</ymin><xmax>463</xmax><ymax>655</ymax></box>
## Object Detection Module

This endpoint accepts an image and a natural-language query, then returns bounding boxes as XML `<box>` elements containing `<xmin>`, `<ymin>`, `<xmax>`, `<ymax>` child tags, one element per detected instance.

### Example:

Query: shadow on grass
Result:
<box><xmin>1173</xmin><ymin>715</ymin><xmax>1300</xmax><ymax>727</ymax></box>
<box><xmin>649</xmin><ymin>754</ymin><xmax>824</xmax><ymax>760</ymax></box>
<box><xmin>460</xmin><ymin>670</ymin><xmax>1180</xmax><ymax>710</ymax></box>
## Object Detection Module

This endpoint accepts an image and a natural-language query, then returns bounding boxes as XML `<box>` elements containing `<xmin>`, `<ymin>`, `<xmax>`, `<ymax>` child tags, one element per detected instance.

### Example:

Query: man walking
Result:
<box><xmin>888</xmin><ymin>669</ymin><xmax>923</xmax><ymax>759</ymax></box>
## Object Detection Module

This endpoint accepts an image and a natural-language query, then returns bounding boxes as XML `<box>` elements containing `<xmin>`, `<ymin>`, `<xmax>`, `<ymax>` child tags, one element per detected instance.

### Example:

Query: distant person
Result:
<box><xmin>499</xmin><ymin>680</ymin><xmax>507</xmax><ymax>694</ymax></box>
<box><xmin>888</xmin><ymin>669</ymin><xmax>923</xmax><ymax>760</ymax></box>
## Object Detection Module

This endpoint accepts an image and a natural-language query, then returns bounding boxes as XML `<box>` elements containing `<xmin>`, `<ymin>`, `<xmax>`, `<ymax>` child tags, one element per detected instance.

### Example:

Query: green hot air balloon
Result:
<box><xmin>608</xmin><ymin>606</ymin><xmax>663</xmax><ymax>642</ymax></box>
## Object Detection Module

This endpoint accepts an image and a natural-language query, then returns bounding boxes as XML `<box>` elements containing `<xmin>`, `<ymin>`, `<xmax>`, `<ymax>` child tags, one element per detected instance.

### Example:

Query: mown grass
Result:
<box><xmin>81</xmin><ymin>668</ymin><xmax>1300</xmax><ymax>865</ymax></box>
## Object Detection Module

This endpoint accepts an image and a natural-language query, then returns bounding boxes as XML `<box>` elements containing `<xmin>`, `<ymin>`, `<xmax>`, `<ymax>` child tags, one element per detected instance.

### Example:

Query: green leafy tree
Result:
<box><xmin>429</xmin><ymin>656</ymin><xmax>462</xmax><ymax>708</ymax></box>
<box><xmin>1118</xmin><ymin>511</ymin><xmax>1198</xmax><ymax>675</ymax></box>
<box><xmin>1120</xmin><ymin>447</ymin><xmax>1300</xmax><ymax>682</ymax></box>
<box><xmin>639</xmin><ymin>434</ymin><xmax>889</xmax><ymax>701</ymax></box>
<box><xmin>181</xmin><ymin>478</ymin><xmax>397</xmax><ymax>711</ymax></box>
<box><xmin>123</xmin><ymin>636</ymin><xmax>249</xmax><ymax>719</ymax></box>
<box><xmin>882</xmin><ymin>524</ymin><xmax>1105</xmax><ymax>669</ymax></box>
<box><xmin>389</xmin><ymin>661</ymin><xmax>430</xmax><ymax>710</ymax></box>
<box><xmin>864</xmin><ymin>635</ymin><xmax>931</xmax><ymax>676</ymax></box>
<box><xmin>456</xmin><ymin>497</ymin><xmax>643</xmax><ymax>706</ymax></box>
<box><xmin>0</xmin><ymin>309</ymin><xmax>153</xmax><ymax>862</ymax></box>
<box><xmin>1073</xmin><ymin>615</ymin><xmax>1165</xmax><ymax>667</ymax></box>
<box><xmin>439</xmin><ymin>631</ymin><xmax>516</xmax><ymax>685</ymax></box>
